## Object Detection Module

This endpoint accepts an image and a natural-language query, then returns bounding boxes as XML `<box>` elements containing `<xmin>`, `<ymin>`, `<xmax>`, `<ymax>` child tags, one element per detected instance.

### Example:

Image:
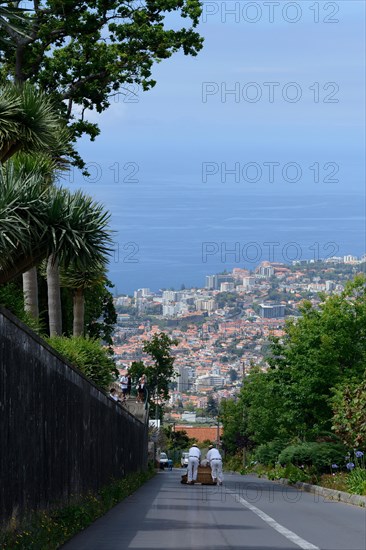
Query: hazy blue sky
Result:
<box><xmin>68</xmin><ymin>1</ymin><xmax>365</xmax><ymax>293</ymax></box>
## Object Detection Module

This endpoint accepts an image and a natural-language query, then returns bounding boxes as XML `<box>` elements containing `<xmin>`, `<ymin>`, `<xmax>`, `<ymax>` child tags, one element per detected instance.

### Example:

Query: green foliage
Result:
<box><xmin>266</xmin><ymin>464</ymin><xmax>286</xmax><ymax>481</ymax></box>
<box><xmin>346</xmin><ymin>469</ymin><xmax>366</xmax><ymax>496</ymax></box>
<box><xmin>163</xmin><ymin>426</ymin><xmax>195</xmax><ymax>451</ymax></box>
<box><xmin>0</xmin><ymin>166</ymin><xmax>113</xmax><ymax>285</ymax></box>
<box><xmin>266</xmin><ymin>463</ymin><xmax>310</xmax><ymax>484</ymax></box>
<box><xmin>232</xmin><ymin>276</ymin><xmax>366</xmax><ymax>451</ymax></box>
<box><xmin>331</xmin><ymin>377</ymin><xmax>366</xmax><ymax>449</ymax></box>
<box><xmin>283</xmin><ymin>464</ymin><xmax>310</xmax><ymax>484</ymax></box>
<box><xmin>0</xmin><ymin>469</ymin><xmax>154</xmax><ymax>550</ymax></box>
<box><xmin>128</xmin><ymin>333</ymin><xmax>178</xmax><ymax>418</ymax></box>
<box><xmin>278</xmin><ymin>442</ymin><xmax>347</xmax><ymax>473</ymax></box>
<box><xmin>228</xmin><ymin>368</ymin><xmax>238</xmax><ymax>382</ymax></box>
<box><xmin>47</xmin><ymin>336</ymin><xmax>118</xmax><ymax>389</ymax></box>
<box><xmin>0</xmin><ymin>82</ymin><xmax>69</xmax><ymax>163</ymax></box>
<box><xmin>206</xmin><ymin>394</ymin><xmax>218</xmax><ymax>417</ymax></box>
<box><xmin>0</xmin><ymin>281</ymin><xmax>41</xmax><ymax>332</ymax></box>
<box><xmin>0</xmin><ymin>0</ymin><xmax>203</xmax><ymax>168</ymax></box>
<box><xmin>318</xmin><ymin>472</ymin><xmax>348</xmax><ymax>492</ymax></box>
<box><xmin>216</xmin><ymin>292</ymin><xmax>237</xmax><ymax>308</ymax></box>
<box><xmin>242</xmin><ymin>368</ymin><xmax>288</xmax><ymax>445</ymax></box>
<box><xmin>220</xmin><ymin>397</ymin><xmax>246</xmax><ymax>455</ymax></box>
<box><xmin>223</xmin><ymin>452</ymin><xmax>245</xmax><ymax>473</ymax></box>
<box><xmin>254</xmin><ymin>439</ymin><xmax>289</xmax><ymax>466</ymax></box>
<box><xmin>84</xmin><ymin>279</ymin><xmax>117</xmax><ymax>344</ymax></box>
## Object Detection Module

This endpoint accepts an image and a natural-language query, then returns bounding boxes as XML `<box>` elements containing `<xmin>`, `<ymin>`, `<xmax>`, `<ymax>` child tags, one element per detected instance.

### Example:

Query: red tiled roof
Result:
<box><xmin>174</xmin><ymin>425</ymin><xmax>223</xmax><ymax>443</ymax></box>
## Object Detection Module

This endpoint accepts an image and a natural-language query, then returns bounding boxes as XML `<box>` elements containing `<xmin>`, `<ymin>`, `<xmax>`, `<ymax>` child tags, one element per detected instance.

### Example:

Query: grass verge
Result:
<box><xmin>0</xmin><ymin>468</ymin><xmax>155</xmax><ymax>549</ymax></box>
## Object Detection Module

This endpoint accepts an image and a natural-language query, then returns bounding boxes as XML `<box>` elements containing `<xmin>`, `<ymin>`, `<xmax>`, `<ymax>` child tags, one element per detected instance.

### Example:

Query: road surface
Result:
<box><xmin>63</xmin><ymin>470</ymin><xmax>366</xmax><ymax>549</ymax></box>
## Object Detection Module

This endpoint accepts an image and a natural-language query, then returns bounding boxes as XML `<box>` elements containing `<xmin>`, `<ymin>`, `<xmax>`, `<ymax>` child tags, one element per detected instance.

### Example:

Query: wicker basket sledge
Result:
<box><xmin>181</xmin><ymin>465</ymin><xmax>216</xmax><ymax>485</ymax></box>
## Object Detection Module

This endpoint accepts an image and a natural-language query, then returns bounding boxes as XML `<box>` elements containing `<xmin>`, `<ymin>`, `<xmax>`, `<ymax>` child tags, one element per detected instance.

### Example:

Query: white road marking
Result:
<box><xmin>226</xmin><ymin>489</ymin><xmax>320</xmax><ymax>550</ymax></box>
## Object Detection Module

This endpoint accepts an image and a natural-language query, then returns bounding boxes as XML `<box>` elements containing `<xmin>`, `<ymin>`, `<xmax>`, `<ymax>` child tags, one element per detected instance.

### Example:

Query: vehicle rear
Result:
<box><xmin>181</xmin><ymin>452</ymin><xmax>189</xmax><ymax>467</ymax></box>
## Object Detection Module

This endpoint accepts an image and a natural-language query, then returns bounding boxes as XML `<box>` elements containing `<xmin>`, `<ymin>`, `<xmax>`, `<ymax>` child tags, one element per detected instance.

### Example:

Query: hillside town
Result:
<box><xmin>112</xmin><ymin>254</ymin><xmax>366</xmax><ymax>428</ymax></box>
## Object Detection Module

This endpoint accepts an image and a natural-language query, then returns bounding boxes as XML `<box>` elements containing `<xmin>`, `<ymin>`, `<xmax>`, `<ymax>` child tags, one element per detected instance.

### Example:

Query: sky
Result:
<box><xmin>68</xmin><ymin>1</ymin><xmax>366</xmax><ymax>294</ymax></box>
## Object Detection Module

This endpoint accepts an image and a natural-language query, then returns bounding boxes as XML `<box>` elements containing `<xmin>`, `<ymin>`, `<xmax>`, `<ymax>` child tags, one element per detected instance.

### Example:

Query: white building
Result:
<box><xmin>243</xmin><ymin>276</ymin><xmax>256</xmax><ymax>289</ymax></box>
<box><xmin>220</xmin><ymin>282</ymin><xmax>235</xmax><ymax>292</ymax></box>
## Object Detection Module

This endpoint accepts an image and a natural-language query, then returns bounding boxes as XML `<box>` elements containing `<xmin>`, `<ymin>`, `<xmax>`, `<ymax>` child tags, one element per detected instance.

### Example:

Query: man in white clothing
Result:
<box><xmin>206</xmin><ymin>445</ymin><xmax>223</xmax><ymax>485</ymax></box>
<box><xmin>187</xmin><ymin>443</ymin><xmax>201</xmax><ymax>484</ymax></box>
<box><xmin>119</xmin><ymin>374</ymin><xmax>128</xmax><ymax>401</ymax></box>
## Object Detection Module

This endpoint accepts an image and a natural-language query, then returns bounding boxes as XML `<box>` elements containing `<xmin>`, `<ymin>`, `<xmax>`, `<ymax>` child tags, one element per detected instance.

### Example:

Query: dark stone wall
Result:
<box><xmin>0</xmin><ymin>307</ymin><xmax>147</xmax><ymax>524</ymax></box>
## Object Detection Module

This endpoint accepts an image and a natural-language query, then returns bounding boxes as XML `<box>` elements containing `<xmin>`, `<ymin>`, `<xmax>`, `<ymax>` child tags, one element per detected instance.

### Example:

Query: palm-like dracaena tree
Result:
<box><xmin>0</xmin><ymin>82</ymin><xmax>67</xmax><ymax>163</ymax></box>
<box><xmin>0</xmin><ymin>178</ymin><xmax>112</xmax><ymax>283</ymax></box>
<box><xmin>8</xmin><ymin>152</ymin><xmax>60</xmax><ymax>317</ymax></box>
<box><xmin>59</xmin><ymin>261</ymin><xmax>108</xmax><ymax>337</ymax></box>
<box><xmin>44</xmin><ymin>188</ymin><xmax>113</xmax><ymax>336</ymax></box>
<box><xmin>0</xmin><ymin>163</ymin><xmax>49</xmax><ymax>278</ymax></box>
<box><xmin>0</xmin><ymin>81</ymin><xmax>71</xmax><ymax>318</ymax></box>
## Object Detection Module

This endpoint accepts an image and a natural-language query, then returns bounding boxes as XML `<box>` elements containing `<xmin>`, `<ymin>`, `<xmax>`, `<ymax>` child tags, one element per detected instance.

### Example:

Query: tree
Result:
<box><xmin>129</xmin><ymin>333</ymin><xmax>178</xmax><ymax>419</ymax></box>
<box><xmin>85</xmin><ymin>279</ymin><xmax>117</xmax><ymax>345</ymax></box>
<box><xmin>206</xmin><ymin>394</ymin><xmax>218</xmax><ymax>417</ymax></box>
<box><xmin>0</xmin><ymin>1</ymin><xmax>31</xmax><ymax>41</ymax></box>
<box><xmin>59</xmin><ymin>259</ymin><xmax>109</xmax><ymax>337</ymax></box>
<box><xmin>220</xmin><ymin>397</ymin><xmax>246</xmax><ymax>455</ymax></box>
<box><xmin>265</xmin><ymin>276</ymin><xmax>366</xmax><ymax>437</ymax></box>
<box><xmin>44</xmin><ymin>189</ymin><xmax>113</xmax><ymax>336</ymax></box>
<box><xmin>0</xmin><ymin>82</ymin><xmax>71</xmax><ymax>320</ymax></box>
<box><xmin>222</xmin><ymin>276</ymin><xmax>366</xmax><ymax>453</ymax></box>
<box><xmin>163</xmin><ymin>426</ymin><xmax>193</xmax><ymax>451</ymax></box>
<box><xmin>0</xmin><ymin>163</ymin><xmax>48</xmax><ymax>282</ymax></box>
<box><xmin>0</xmin><ymin>82</ymin><xmax>68</xmax><ymax>163</ymax></box>
<box><xmin>228</xmin><ymin>368</ymin><xmax>238</xmax><ymax>382</ymax></box>
<box><xmin>0</xmin><ymin>0</ymin><xmax>203</xmax><ymax>167</ymax></box>
<box><xmin>331</xmin><ymin>378</ymin><xmax>366</xmax><ymax>449</ymax></box>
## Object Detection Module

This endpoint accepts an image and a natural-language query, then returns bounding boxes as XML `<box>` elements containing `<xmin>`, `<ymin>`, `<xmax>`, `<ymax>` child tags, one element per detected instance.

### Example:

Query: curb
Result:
<box><xmin>267</xmin><ymin>476</ymin><xmax>366</xmax><ymax>508</ymax></box>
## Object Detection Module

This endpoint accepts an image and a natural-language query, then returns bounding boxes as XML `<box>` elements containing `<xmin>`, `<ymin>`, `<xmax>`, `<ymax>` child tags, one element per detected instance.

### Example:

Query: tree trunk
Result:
<box><xmin>0</xmin><ymin>247</ymin><xmax>46</xmax><ymax>285</ymax></box>
<box><xmin>47</xmin><ymin>255</ymin><xmax>62</xmax><ymax>336</ymax></box>
<box><xmin>73</xmin><ymin>287</ymin><xmax>85</xmax><ymax>337</ymax></box>
<box><xmin>22</xmin><ymin>267</ymin><xmax>39</xmax><ymax>318</ymax></box>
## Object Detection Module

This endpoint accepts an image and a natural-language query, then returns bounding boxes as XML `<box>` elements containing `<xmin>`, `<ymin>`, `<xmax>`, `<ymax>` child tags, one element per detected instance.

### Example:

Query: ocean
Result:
<box><xmin>74</xmin><ymin>180</ymin><xmax>366</xmax><ymax>295</ymax></box>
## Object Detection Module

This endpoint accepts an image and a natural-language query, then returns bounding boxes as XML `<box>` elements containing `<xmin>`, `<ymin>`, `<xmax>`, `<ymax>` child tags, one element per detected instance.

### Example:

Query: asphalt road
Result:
<box><xmin>63</xmin><ymin>470</ymin><xmax>366</xmax><ymax>550</ymax></box>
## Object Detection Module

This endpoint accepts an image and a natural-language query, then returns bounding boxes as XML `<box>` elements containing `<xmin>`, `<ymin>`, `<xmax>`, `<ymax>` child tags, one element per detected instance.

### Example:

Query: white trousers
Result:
<box><xmin>187</xmin><ymin>457</ymin><xmax>199</xmax><ymax>482</ymax></box>
<box><xmin>210</xmin><ymin>459</ymin><xmax>223</xmax><ymax>483</ymax></box>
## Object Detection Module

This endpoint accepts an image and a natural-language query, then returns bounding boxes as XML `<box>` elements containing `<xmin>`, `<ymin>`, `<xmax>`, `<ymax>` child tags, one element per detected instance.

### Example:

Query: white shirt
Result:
<box><xmin>206</xmin><ymin>448</ymin><xmax>222</xmax><ymax>462</ymax></box>
<box><xmin>120</xmin><ymin>375</ymin><xmax>128</xmax><ymax>389</ymax></box>
<box><xmin>189</xmin><ymin>446</ymin><xmax>201</xmax><ymax>459</ymax></box>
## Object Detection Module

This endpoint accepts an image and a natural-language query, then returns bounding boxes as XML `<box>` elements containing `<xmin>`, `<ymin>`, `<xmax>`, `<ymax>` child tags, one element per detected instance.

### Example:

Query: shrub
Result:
<box><xmin>254</xmin><ymin>439</ymin><xmax>288</xmax><ymax>466</ymax></box>
<box><xmin>346</xmin><ymin>469</ymin><xmax>366</xmax><ymax>496</ymax></box>
<box><xmin>224</xmin><ymin>453</ymin><xmax>245</xmax><ymax>472</ymax></box>
<box><xmin>0</xmin><ymin>282</ymin><xmax>42</xmax><ymax>333</ymax></box>
<box><xmin>283</xmin><ymin>463</ymin><xmax>310</xmax><ymax>484</ymax></box>
<box><xmin>278</xmin><ymin>441</ymin><xmax>347</xmax><ymax>473</ymax></box>
<box><xmin>47</xmin><ymin>336</ymin><xmax>118</xmax><ymax>389</ymax></box>
<box><xmin>266</xmin><ymin>464</ymin><xmax>286</xmax><ymax>480</ymax></box>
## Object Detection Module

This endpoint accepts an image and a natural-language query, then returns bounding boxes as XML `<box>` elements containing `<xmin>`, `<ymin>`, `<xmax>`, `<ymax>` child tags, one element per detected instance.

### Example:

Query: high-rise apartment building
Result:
<box><xmin>259</xmin><ymin>303</ymin><xmax>286</xmax><ymax>318</ymax></box>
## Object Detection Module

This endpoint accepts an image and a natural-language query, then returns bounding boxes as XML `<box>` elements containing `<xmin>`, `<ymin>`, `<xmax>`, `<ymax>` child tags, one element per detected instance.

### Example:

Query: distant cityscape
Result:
<box><xmin>111</xmin><ymin>253</ymin><xmax>365</xmax><ymax>426</ymax></box>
